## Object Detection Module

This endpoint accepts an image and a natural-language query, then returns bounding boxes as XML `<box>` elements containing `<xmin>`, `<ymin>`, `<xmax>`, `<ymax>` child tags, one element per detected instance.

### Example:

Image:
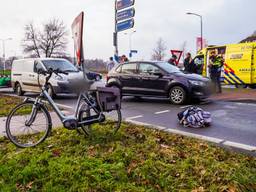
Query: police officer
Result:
<box><xmin>208</xmin><ymin>51</ymin><xmax>224</xmax><ymax>93</ymax></box>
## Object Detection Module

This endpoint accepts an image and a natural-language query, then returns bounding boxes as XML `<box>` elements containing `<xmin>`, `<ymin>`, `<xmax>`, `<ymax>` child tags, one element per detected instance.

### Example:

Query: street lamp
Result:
<box><xmin>0</xmin><ymin>38</ymin><xmax>12</xmax><ymax>73</ymax></box>
<box><xmin>124</xmin><ymin>30</ymin><xmax>136</xmax><ymax>58</ymax></box>
<box><xmin>186</xmin><ymin>12</ymin><xmax>203</xmax><ymax>50</ymax></box>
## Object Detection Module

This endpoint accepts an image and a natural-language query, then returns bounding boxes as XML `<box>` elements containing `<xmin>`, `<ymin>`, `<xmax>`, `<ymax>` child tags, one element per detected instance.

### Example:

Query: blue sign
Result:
<box><xmin>116</xmin><ymin>8</ymin><xmax>135</xmax><ymax>22</ymax></box>
<box><xmin>116</xmin><ymin>0</ymin><xmax>135</xmax><ymax>11</ymax></box>
<box><xmin>116</xmin><ymin>19</ymin><xmax>134</xmax><ymax>32</ymax></box>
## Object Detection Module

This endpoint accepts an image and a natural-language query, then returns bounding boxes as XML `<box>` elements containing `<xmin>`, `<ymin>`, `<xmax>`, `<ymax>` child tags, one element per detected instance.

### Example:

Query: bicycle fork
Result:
<box><xmin>25</xmin><ymin>102</ymin><xmax>40</xmax><ymax>127</ymax></box>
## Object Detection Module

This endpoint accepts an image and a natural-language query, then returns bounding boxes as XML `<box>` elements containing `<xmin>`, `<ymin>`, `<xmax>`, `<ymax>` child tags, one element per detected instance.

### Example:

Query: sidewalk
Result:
<box><xmin>210</xmin><ymin>88</ymin><xmax>256</xmax><ymax>103</ymax></box>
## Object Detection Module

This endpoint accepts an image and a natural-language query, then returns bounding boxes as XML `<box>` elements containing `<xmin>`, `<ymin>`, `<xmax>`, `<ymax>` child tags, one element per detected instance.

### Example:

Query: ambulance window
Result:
<box><xmin>193</xmin><ymin>56</ymin><xmax>204</xmax><ymax>75</ymax></box>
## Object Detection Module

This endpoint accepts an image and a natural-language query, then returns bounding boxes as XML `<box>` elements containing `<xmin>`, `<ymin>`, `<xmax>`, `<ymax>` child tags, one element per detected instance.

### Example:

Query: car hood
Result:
<box><xmin>57</xmin><ymin>71</ymin><xmax>84</xmax><ymax>80</ymax></box>
<box><xmin>171</xmin><ymin>72</ymin><xmax>209</xmax><ymax>81</ymax></box>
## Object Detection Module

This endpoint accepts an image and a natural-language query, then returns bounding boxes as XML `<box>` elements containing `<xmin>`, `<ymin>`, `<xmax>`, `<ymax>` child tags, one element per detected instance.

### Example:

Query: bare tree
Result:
<box><xmin>23</xmin><ymin>23</ymin><xmax>41</xmax><ymax>57</ymax></box>
<box><xmin>22</xmin><ymin>19</ymin><xmax>68</xmax><ymax>58</ymax></box>
<box><xmin>151</xmin><ymin>38</ymin><xmax>167</xmax><ymax>61</ymax></box>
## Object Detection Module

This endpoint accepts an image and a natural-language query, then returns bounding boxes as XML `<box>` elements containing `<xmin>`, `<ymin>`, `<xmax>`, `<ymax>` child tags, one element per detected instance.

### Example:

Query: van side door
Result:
<box><xmin>22</xmin><ymin>60</ymin><xmax>38</xmax><ymax>92</ymax></box>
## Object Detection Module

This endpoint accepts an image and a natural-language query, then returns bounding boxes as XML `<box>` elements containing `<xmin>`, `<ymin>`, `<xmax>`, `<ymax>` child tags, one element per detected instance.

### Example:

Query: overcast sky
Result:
<box><xmin>0</xmin><ymin>0</ymin><xmax>255</xmax><ymax>61</ymax></box>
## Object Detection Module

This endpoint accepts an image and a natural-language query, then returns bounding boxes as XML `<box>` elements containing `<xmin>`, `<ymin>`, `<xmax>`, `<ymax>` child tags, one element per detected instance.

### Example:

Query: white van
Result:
<box><xmin>11</xmin><ymin>58</ymin><xmax>92</xmax><ymax>97</ymax></box>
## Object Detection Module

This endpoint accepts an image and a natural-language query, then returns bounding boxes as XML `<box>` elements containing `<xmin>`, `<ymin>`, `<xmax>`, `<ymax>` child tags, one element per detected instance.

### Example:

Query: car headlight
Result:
<box><xmin>54</xmin><ymin>75</ymin><xmax>67</xmax><ymax>81</ymax></box>
<box><xmin>189</xmin><ymin>80</ymin><xmax>205</xmax><ymax>86</ymax></box>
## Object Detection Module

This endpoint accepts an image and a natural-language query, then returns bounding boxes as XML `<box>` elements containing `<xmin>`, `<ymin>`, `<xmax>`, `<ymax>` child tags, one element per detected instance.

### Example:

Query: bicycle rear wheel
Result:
<box><xmin>77</xmin><ymin>101</ymin><xmax>91</xmax><ymax>136</ymax></box>
<box><xmin>100</xmin><ymin>109</ymin><xmax>122</xmax><ymax>134</ymax></box>
<box><xmin>5</xmin><ymin>101</ymin><xmax>52</xmax><ymax>148</ymax></box>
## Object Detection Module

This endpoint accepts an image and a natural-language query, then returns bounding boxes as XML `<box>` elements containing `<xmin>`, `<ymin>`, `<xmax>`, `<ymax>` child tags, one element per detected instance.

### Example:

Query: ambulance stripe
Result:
<box><xmin>229</xmin><ymin>72</ymin><xmax>244</xmax><ymax>84</ymax></box>
<box><xmin>224</xmin><ymin>75</ymin><xmax>235</xmax><ymax>84</ymax></box>
<box><xmin>224</xmin><ymin>72</ymin><xmax>240</xmax><ymax>84</ymax></box>
<box><xmin>223</xmin><ymin>79</ymin><xmax>230</xmax><ymax>85</ymax></box>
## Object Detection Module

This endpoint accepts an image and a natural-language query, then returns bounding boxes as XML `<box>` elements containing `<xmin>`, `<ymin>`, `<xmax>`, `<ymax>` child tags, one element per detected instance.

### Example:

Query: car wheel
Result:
<box><xmin>15</xmin><ymin>83</ymin><xmax>24</xmax><ymax>96</ymax></box>
<box><xmin>169</xmin><ymin>86</ymin><xmax>186</xmax><ymax>105</ymax></box>
<box><xmin>248</xmin><ymin>84</ymin><xmax>256</xmax><ymax>89</ymax></box>
<box><xmin>235</xmin><ymin>84</ymin><xmax>247</xmax><ymax>89</ymax></box>
<box><xmin>47</xmin><ymin>84</ymin><xmax>56</xmax><ymax>98</ymax></box>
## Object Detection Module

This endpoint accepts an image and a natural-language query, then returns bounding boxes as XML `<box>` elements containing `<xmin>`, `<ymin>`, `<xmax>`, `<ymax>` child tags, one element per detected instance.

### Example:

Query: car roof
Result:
<box><xmin>14</xmin><ymin>58</ymin><xmax>67</xmax><ymax>62</ymax></box>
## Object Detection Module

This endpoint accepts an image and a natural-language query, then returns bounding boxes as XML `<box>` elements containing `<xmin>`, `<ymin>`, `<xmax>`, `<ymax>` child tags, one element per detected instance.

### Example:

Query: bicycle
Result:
<box><xmin>5</xmin><ymin>68</ymin><xmax>122</xmax><ymax>148</ymax></box>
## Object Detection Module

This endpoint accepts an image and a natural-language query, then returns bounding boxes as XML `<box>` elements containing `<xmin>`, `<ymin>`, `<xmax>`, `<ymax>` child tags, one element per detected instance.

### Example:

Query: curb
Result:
<box><xmin>124</xmin><ymin>119</ymin><xmax>256</xmax><ymax>155</ymax></box>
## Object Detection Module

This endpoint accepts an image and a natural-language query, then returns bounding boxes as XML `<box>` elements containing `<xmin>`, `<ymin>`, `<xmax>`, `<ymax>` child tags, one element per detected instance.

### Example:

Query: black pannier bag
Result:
<box><xmin>96</xmin><ymin>87</ymin><xmax>121</xmax><ymax>112</ymax></box>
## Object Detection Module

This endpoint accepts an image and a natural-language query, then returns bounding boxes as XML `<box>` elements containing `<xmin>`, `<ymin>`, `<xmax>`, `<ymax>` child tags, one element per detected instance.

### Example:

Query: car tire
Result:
<box><xmin>15</xmin><ymin>83</ymin><xmax>24</xmax><ymax>96</ymax></box>
<box><xmin>169</xmin><ymin>86</ymin><xmax>186</xmax><ymax>105</ymax></box>
<box><xmin>248</xmin><ymin>84</ymin><xmax>256</xmax><ymax>89</ymax></box>
<box><xmin>47</xmin><ymin>84</ymin><xmax>56</xmax><ymax>98</ymax></box>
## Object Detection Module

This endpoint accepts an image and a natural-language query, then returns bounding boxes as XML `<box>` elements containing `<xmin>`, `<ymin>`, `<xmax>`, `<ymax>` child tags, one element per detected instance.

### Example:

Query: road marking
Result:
<box><xmin>180</xmin><ymin>105</ymin><xmax>192</xmax><ymax>109</ymax></box>
<box><xmin>234</xmin><ymin>102</ymin><xmax>256</xmax><ymax>107</ymax></box>
<box><xmin>154</xmin><ymin>110</ymin><xmax>170</xmax><ymax>115</ymax></box>
<box><xmin>223</xmin><ymin>141</ymin><xmax>256</xmax><ymax>151</ymax></box>
<box><xmin>125</xmin><ymin>119</ymin><xmax>151</xmax><ymax>126</ymax></box>
<box><xmin>126</xmin><ymin>115</ymin><xmax>143</xmax><ymax>120</ymax></box>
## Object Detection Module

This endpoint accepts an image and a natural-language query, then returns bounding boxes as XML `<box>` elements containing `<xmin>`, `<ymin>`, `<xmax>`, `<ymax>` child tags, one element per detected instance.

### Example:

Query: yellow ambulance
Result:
<box><xmin>193</xmin><ymin>42</ymin><xmax>256</xmax><ymax>88</ymax></box>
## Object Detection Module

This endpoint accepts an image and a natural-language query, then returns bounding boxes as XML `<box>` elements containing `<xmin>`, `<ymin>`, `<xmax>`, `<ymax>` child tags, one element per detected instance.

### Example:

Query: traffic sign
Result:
<box><xmin>170</xmin><ymin>50</ymin><xmax>183</xmax><ymax>65</ymax></box>
<box><xmin>116</xmin><ymin>8</ymin><xmax>135</xmax><ymax>22</ymax></box>
<box><xmin>116</xmin><ymin>0</ymin><xmax>135</xmax><ymax>11</ymax></box>
<box><xmin>116</xmin><ymin>19</ymin><xmax>134</xmax><ymax>32</ymax></box>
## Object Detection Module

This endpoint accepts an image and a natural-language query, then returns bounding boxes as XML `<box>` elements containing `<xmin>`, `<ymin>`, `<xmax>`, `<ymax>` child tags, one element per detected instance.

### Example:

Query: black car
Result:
<box><xmin>106</xmin><ymin>61</ymin><xmax>211</xmax><ymax>104</ymax></box>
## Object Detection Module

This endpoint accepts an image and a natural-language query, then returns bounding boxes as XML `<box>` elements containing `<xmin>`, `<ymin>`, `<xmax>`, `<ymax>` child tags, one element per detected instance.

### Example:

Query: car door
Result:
<box><xmin>119</xmin><ymin>63</ymin><xmax>140</xmax><ymax>95</ymax></box>
<box><xmin>21</xmin><ymin>59</ymin><xmax>38</xmax><ymax>92</ymax></box>
<box><xmin>137</xmin><ymin>63</ymin><xmax>168</xmax><ymax>96</ymax></box>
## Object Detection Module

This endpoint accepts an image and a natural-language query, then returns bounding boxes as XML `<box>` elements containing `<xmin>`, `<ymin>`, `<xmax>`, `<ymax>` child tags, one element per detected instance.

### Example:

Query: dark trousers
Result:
<box><xmin>210</xmin><ymin>71</ymin><xmax>222</xmax><ymax>93</ymax></box>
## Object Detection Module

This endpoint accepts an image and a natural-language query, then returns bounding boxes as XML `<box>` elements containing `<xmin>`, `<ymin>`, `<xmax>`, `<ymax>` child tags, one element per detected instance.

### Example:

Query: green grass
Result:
<box><xmin>0</xmin><ymin>70</ymin><xmax>11</xmax><ymax>76</ymax></box>
<box><xmin>0</xmin><ymin>123</ymin><xmax>255</xmax><ymax>191</ymax></box>
<box><xmin>0</xmin><ymin>95</ymin><xmax>23</xmax><ymax>117</ymax></box>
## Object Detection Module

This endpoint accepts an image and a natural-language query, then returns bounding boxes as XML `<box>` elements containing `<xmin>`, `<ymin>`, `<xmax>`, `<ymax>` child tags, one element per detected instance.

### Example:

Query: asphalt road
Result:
<box><xmin>1</xmin><ymin>87</ymin><xmax>256</xmax><ymax>152</ymax></box>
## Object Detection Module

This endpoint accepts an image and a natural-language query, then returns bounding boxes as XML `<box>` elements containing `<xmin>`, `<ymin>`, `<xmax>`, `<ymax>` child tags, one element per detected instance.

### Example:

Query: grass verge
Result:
<box><xmin>0</xmin><ymin>123</ymin><xmax>255</xmax><ymax>191</ymax></box>
<box><xmin>0</xmin><ymin>94</ymin><xmax>23</xmax><ymax>117</ymax></box>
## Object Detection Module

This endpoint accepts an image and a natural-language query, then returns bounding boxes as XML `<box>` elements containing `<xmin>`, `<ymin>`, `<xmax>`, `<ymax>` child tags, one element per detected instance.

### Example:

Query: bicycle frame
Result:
<box><xmin>28</xmin><ymin>84</ymin><xmax>104</xmax><ymax>129</ymax></box>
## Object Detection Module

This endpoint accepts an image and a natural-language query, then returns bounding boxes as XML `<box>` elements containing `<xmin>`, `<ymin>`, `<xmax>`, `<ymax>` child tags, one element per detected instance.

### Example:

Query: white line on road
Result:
<box><xmin>154</xmin><ymin>110</ymin><xmax>170</xmax><ymax>115</ymax></box>
<box><xmin>180</xmin><ymin>105</ymin><xmax>192</xmax><ymax>109</ymax></box>
<box><xmin>234</xmin><ymin>102</ymin><xmax>256</xmax><ymax>107</ymax></box>
<box><xmin>126</xmin><ymin>115</ymin><xmax>143</xmax><ymax>120</ymax></box>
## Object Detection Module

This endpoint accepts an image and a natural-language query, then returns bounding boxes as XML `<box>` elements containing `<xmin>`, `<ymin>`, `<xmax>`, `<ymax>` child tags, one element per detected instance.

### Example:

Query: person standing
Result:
<box><xmin>168</xmin><ymin>55</ymin><xmax>177</xmax><ymax>66</ymax></box>
<box><xmin>183</xmin><ymin>52</ymin><xmax>195</xmax><ymax>73</ymax></box>
<box><xmin>208</xmin><ymin>51</ymin><xmax>224</xmax><ymax>93</ymax></box>
<box><xmin>106</xmin><ymin>57</ymin><xmax>115</xmax><ymax>72</ymax></box>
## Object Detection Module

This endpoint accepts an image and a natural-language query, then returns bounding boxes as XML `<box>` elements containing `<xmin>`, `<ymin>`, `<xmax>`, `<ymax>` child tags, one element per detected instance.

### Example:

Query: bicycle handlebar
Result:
<box><xmin>37</xmin><ymin>68</ymin><xmax>69</xmax><ymax>89</ymax></box>
<box><xmin>37</xmin><ymin>68</ymin><xmax>69</xmax><ymax>76</ymax></box>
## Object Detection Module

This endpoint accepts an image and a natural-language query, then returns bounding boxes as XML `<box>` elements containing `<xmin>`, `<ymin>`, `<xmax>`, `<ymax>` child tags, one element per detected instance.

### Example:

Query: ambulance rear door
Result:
<box><xmin>225</xmin><ymin>43</ymin><xmax>253</xmax><ymax>85</ymax></box>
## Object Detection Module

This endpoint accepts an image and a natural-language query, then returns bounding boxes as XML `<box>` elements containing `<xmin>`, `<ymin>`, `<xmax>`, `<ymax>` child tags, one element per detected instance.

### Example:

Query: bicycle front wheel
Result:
<box><xmin>6</xmin><ymin>101</ymin><xmax>52</xmax><ymax>148</ymax></box>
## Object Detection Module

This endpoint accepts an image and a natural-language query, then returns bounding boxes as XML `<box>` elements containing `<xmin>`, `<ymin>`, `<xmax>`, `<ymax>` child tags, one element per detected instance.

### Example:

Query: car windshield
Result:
<box><xmin>42</xmin><ymin>59</ymin><xmax>78</xmax><ymax>72</ymax></box>
<box><xmin>156</xmin><ymin>62</ymin><xmax>182</xmax><ymax>73</ymax></box>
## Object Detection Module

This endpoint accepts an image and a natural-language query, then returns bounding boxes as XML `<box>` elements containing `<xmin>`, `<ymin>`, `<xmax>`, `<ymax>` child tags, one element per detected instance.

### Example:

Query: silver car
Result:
<box><xmin>11</xmin><ymin>58</ymin><xmax>95</xmax><ymax>97</ymax></box>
